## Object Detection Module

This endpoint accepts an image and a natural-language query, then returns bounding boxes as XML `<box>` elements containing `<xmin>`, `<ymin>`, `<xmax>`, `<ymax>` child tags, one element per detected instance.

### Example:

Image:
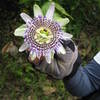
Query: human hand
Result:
<box><xmin>28</xmin><ymin>39</ymin><xmax>81</xmax><ymax>79</ymax></box>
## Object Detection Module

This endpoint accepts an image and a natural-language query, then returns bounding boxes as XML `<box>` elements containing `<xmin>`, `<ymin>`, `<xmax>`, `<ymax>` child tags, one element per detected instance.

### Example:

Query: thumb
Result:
<box><xmin>62</xmin><ymin>40</ymin><xmax>75</xmax><ymax>52</ymax></box>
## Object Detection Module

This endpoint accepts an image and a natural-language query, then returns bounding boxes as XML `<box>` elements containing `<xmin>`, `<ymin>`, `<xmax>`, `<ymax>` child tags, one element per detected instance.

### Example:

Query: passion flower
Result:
<box><xmin>14</xmin><ymin>2</ymin><xmax>72</xmax><ymax>63</ymax></box>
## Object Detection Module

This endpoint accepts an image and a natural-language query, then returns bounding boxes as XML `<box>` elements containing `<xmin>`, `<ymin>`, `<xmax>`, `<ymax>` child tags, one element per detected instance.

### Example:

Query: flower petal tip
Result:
<box><xmin>68</xmin><ymin>34</ymin><xmax>73</xmax><ymax>38</ymax></box>
<box><xmin>20</xmin><ymin>13</ymin><xmax>32</xmax><ymax>24</ymax></box>
<box><xmin>51</xmin><ymin>2</ymin><xmax>55</xmax><ymax>6</ymax></box>
<box><xmin>45</xmin><ymin>53</ymin><xmax>52</xmax><ymax>64</ymax></box>
<box><xmin>57</xmin><ymin>44</ymin><xmax>66</xmax><ymax>55</ymax></box>
<box><xmin>65</xmin><ymin>18</ymin><xmax>70</xmax><ymax>24</ymax></box>
<box><xmin>46</xmin><ymin>58</ymin><xmax>51</xmax><ymax>64</ymax></box>
<box><xmin>60</xmin><ymin>32</ymin><xmax>73</xmax><ymax>40</ymax></box>
<box><xmin>20</xmin><ymin>13</ymin><xmax>24</xmax><ymax>16</ymax></box>
<box><xmin>29</xmin><ymin>51</ymin><xmax>36</xmax><ymax>61</ymax></box>
<box><xmin>13</xmin><ymin>24</ymin><xmax>27</xmax><ymax>37</ymax></box>
<box><xmin>33</xmin><ymin>4</ymin><xmax>43</xmax><ymax>17</ymax></box>
<box><xmin>19</xmin><ymin>42</ymin><xmax>29</xmax><ymax>52</ymax></box>
<box><xmin>46</xmin><ymin>2</ymin><xmax>55</xmax><ymax>20</ymax></box>
<box><xmin>19</xmin><ymin>48</ymin><xmax>22</xmax><ymax>52</ymax></box>
<box><xmin>20</xmin><ymin>13</ymin><xmax>26</xmax><ymax>19</ymax></box>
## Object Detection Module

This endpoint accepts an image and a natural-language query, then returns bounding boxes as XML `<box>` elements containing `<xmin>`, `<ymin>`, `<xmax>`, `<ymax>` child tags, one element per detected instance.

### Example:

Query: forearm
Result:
<box><xmin>63</xmin><ymin>52</ymin><xmax>100</xmax><ymax>97</ymax></box>
<box><xmin>63</xmin><ymin>65</ymin><xmax>95</xmax><ymax>97</ymax></box>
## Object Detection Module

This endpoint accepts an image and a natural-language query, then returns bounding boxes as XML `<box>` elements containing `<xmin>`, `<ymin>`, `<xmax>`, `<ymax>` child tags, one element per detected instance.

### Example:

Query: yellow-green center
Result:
<box><xmin>34</xmin><ymin>27</ymin><xmax>53</xmax><ymax>44</ymax></box>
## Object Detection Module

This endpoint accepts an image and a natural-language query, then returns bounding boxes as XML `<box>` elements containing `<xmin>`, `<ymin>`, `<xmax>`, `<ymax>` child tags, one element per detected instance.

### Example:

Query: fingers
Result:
<box><xmin>28</xmin><ymin>55</ymin><xmax>45</xmax><ymax>65</ymax></box>
<box><xmin>25</xmin><ymin>48</ymin><xmax>44</xmax><ymax>65</ymax></box>
<box><xmin>62</xmin><ymin>39</ymin><xmax>75</xmax><ymax>52</ymax></box>
<box><xmin>35</xmin><ymin>58</ymin><xmax>61</xmax><ymax>79</ymax></box>
<box><xmin>54</xmin><ymin>39</ymin><xmax>76</xmax><ymax>61</ymax></box>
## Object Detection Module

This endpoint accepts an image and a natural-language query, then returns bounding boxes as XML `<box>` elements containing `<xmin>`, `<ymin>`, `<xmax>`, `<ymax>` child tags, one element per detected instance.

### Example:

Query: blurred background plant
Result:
<box><xmin>0</xmin><ymin>0</ymin><xmax>100</xmax><ymax>99</ymax></box>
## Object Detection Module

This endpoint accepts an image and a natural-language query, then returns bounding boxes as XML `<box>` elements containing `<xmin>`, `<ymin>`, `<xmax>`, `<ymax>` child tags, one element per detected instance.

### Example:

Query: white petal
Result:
<box><xmin>36</xmin><ymin>51</ymin><xmax>42</xmax><ymax>59</ymax></box>
<box><xmin>20</xmin><ymin>13</ymin><xmax>32</xmax><ymax>25</ymax></box>
<box><xmin>33</xmin><ymin>4</ymin><xmax>43</xmax><ymax>17</ymax></box>
<box><xmin>14</xmin><ymin>24</ymin><xmax>27</xmax><ymax>37</ymax></box>
<box><xmin>46</xmin><ymin>2</ymin><xmax>55</xmax><ymax>20</ymax></box>
<box><xmin>60</xmin><ymin>31</ymin><xmax>73</xmax><ymax>40</ymax></box>
<box><xmin>51</xmin><ymin>50</ymin><xmax>55</xmax><ymax>59</ymax></box>
<box><xmin>57</xmin><ymin>44</ymin><xmax>66</xmax><ymax>54</ymax></box>
<box><xmin>55</xmin><ymin>18</ymin><xmax>70</xmax><ymax>26</ymax></box>
<box><xmin>19</xmin><ymin>42</ymin><xmax>29</xmax><ymax>52</ymax></box>
<box><xmin>45</xmin><ymin>51</ymin><xmax>52</xmax><ymax>64</ymax></box>
<box><xmin>29</xmin><ymin>51</ymin><xmax>36</xmax><ymax>61</ymax></box>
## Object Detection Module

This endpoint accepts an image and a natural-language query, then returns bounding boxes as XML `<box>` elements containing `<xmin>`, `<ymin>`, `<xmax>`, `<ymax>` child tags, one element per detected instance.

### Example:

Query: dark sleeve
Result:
<box><xmin>63</xmin><ymin>59</ymin><xmax>100</xmax><ymax>97</ymax></box>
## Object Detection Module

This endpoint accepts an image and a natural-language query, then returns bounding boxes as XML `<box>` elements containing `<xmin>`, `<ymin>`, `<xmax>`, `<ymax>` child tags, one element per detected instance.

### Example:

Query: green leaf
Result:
<box><xmin>53</xmin><ymin>12</ymin><xmax>62</xmax><ymax>20</ymax></box>
<box><xmin>19</xmin><ymin>0</ymin><xmax>29</xmax><ymax>4</ymax></box>
<box><xmin>55</xmin><ymin>17</ymin><xmax>70</xmax><ymax>26</ymax></box>
<box><xmin>24</xmin><ymin>77</ymin><xmax>31</xmax><ymax>83</ymax></box>
<box><xmin>53</xmin><ymin>13</ymin><xmax>69</xmax><ymax>29</ymax></box>
<box><xmin>42</xmin><ymin>2</ymin><xmax>73</xmax><ymax>19</ymax></box>
<box><xmin>55</xmin><ymin>3</ymin><xmax>73</xmax><ymax>19</ymax></box>
<box><xmin>14</xmin><ymin>24</ymin><xmax>27</xmax><ymax>37</ymax></box>
<box><xmin>61</xmin><ymin>26</ymin><xmax>67</xmax><ymax>31</ymax></box>
<box><xmin>41</xmin><ymin>2</ymin><xmax>50</xmax><ymax>15</ymax></box>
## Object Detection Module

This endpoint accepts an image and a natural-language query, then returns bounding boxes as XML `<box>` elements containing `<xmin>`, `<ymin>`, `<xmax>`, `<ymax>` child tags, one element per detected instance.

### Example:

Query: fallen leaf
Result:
<box><xmin>2</xmin><ymin>41</ymin><xmax>18</xmax><ymax>56</ymax></box>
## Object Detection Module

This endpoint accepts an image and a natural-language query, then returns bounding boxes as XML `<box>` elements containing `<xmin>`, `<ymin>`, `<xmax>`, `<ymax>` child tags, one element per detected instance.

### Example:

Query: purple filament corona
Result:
<box><xmin>24</xmin><ymin>16</ymin><xmax>62</xmax><ymax>57</ymax></box>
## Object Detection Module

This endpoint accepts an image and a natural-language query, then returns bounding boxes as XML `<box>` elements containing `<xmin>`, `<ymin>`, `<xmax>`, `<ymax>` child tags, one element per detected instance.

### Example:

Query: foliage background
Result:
<box><xmin>0</xmin><ymin>0</ymin><xmax>100</xmax><ymax>100</ymax></box>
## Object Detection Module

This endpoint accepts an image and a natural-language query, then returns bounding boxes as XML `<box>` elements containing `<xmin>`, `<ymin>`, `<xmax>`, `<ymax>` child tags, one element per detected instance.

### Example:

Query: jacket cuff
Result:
<box><xmin>63</xmin><ymin>53</ymin><xmax>81</xmax><ymax>81</ymax></box>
